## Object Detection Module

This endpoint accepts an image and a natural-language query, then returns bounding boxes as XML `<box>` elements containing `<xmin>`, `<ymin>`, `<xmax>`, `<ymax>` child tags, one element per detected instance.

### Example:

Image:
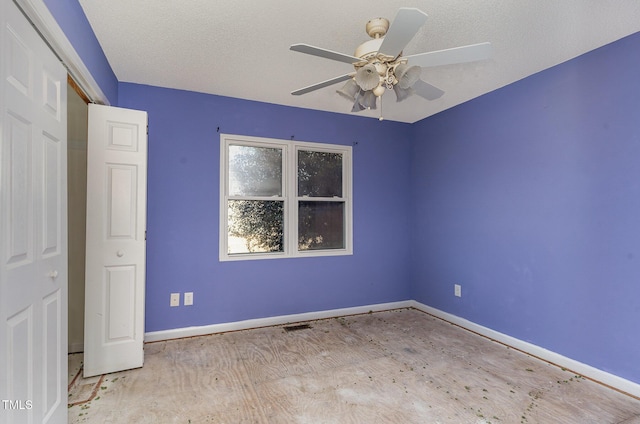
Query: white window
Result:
<box><xmin>220</xmin><ymin>134</ymin><xmax>352</xmax><ymax>261</ymax></box>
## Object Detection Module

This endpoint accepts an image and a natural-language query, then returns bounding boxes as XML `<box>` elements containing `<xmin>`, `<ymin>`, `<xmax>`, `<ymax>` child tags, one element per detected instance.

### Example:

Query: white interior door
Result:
<box><xmin>0</xmin><ymin>0</ymin><xmax>68</xmax><ymax>422</ymax></box>
<box><xmin>84</xmin><ymin>104</ymin><xmax>147</xmax><ymax>377</ymax></box>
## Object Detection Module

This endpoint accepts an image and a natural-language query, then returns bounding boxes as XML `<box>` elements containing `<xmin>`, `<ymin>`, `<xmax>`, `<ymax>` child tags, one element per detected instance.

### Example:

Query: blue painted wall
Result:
<box><xmin>411</xmin><ymin>32</ymin><xmax>640</xmax><ymax>384</ymax></box>
<box><xmin>118</xmin><ymin>84</ymin><xmax>414</xmax><ymax>332</ymax></box>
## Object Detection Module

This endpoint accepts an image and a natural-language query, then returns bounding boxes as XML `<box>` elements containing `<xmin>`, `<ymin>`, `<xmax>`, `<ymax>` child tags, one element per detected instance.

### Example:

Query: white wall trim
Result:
<box><xmin>144</xmin><ymin>300</ymin><xmax>412</xmax><ymax>342</ymax></box>
<box><xmin>409</xmin><ymin>300</ymin><xmax>640</xmax><ymax>399</ymax></box>
<box><xmin>14</xmin><ymin>0</ymin><xmax>109</xmax><ymax>105</ymax></box>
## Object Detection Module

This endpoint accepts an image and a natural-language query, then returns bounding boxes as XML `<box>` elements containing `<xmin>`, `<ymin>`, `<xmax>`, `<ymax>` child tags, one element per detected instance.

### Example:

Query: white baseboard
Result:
<box><xmin>144</xmin><ymin>300</ymin><xmax>412</xmax><ymax>343</ymax></box>
<box><xmin>409</xmin><ymin>300</ymin><xmax>640</xmax><ymax>399</ymax></box>
<box><xmin>143</xmin><ymin>299</ymin><xmax>640</xmax><ymax>399</ymax></box>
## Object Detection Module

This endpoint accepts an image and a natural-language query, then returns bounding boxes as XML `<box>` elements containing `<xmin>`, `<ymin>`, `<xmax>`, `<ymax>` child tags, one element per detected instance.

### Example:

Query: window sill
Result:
<box><xmin>219</xmin><ymin>248</ymin><xmax>353</xmax><ymax>262</ymax></box>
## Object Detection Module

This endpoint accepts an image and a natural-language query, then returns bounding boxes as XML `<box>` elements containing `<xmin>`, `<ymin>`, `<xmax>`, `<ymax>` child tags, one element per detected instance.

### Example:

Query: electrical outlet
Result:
<box><xmin>184</xmin><ymin>292</ymin><xmax>193</xmax><ymax>306</ymax></box>
<box><xmin>454</xmin><ymin>284</ymin><xmax>462</xmax><ymax>297</ymax></box>
<box><xmin>170</xmin><ymin>292</ymin><xmax>180</xmax><ymax>307</ymax></box>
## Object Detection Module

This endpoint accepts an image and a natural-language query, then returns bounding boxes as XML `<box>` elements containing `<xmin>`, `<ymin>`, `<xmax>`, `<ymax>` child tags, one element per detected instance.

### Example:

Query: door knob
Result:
<box><xmin>48</xmin><ymin>270</ymin><xmax>58</xmax><ymax>279</ymax></box>
<box><xmin>117</xmin><ymin>250</ymin><xmax>125</xmax><ymax>257</ymax></box>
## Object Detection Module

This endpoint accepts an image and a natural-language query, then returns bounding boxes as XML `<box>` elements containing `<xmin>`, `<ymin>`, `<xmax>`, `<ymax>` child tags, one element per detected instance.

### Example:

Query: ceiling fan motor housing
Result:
<box><xmin>354</xmin><ymin>38</ymin><xmax>384</xmax><ymax>61</ymax></box>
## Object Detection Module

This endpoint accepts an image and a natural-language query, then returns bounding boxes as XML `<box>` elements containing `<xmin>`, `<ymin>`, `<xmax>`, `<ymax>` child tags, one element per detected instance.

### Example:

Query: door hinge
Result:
<box><xmin>146</xmin><ymin>124</ymin><xmax>149</xmax><ymax>135</ymax></box>
<box><xmin>145</xmin><ymin>230</ymin><xmax>147</xmax><ymax>240</ymax></box>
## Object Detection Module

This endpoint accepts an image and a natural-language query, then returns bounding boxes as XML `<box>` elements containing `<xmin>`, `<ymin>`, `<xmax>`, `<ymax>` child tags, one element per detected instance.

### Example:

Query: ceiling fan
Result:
<box><xmin>290</xmin><ymin>8</ymin><xmax>491</xmax><ymax>120</ymax></box>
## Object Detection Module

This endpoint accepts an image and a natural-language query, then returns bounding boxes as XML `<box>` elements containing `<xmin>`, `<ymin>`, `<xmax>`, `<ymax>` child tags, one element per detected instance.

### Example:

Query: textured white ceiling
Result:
<box><xmin>78</xmin><ymin>0</ymin><xmax>640</xmax><ymax>123</ymax></box>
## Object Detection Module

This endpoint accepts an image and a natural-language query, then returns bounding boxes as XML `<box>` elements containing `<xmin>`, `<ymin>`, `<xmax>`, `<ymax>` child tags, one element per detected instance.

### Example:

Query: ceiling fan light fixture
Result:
<box><xmin>395</xmin><ymin>63</ymin><xmax>422</xmax><ymax>89</ymax></box>
<box><xmin>337</xmin><ymin>79</ymin><xmax>359</xmax><ymax>101</ymax></box>
<box><xmin>355</xmin><ymin>64</ymin><xmax>380</xmax><ymax>91</ymax></box>
<box><xmin>372</xmin><ymin>84</ymin><xmax>386</xmax><ymax>97</ymax></box>
<box><xmin>351</xmin><ymin>100</ymin><xmax>366</xmax><ymax>112</ymax></box>
<box><xmin>351</xmin><ymin>90</ymin><xmax>366</xmax><ymax>112</ymax></box>
<box><xmin>393</xmin><ymin>85</ymin><xmax>414</xmax><ymax>102</ymax></box>
<box><xmin>359</xmin><ymin>90</ymin><xmax>378</xmax><ymax>110</ymax></box>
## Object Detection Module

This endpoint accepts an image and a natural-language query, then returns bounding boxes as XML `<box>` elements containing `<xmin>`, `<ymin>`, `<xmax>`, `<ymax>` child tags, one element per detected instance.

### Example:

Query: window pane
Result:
<box><xmin>229</xmin><ymin>145</ymin><xmax>282</xmax><ymax>196</ymax></box>
<box><xmin>298</xmin><ymin>201</ymin><xmax>344</xmax><ymax>251</ymax></box>
<box><xmin>228</xmin><ymin>200</ymin><xmax>283</xmax><ymax>254</ymax></box>
<box><xmin>298</xmin><ymin>150</ymin><xmax>342</xmax><ymax>197</ymax></box>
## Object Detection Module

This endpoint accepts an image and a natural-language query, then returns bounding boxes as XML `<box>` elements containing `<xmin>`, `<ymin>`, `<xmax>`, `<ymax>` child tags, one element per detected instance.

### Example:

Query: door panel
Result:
<box><xmin>84</xmin><ymin>104</ymin><xmax>147</xmax><ymax>377</ymax></box>
<box><xmin>5</xmin><ymin>113</ymin><xmax>34</xmax><ymax>266</ymax></box>
<box><xmin>105</xmin><ymin>265</ymin><xmax>136</xmax><ymax>340</ymax></box>
<box><xmin>43</xmin><ymin>289</ymin><xmax>62</xmax><ymax>419</ymax></box>
<box><xmin>6</xmin><ymin>24</ymin><xmax>32</xmax><ymax>97</ymax></box>
<box><xmin>107</xmin><ymin>164</ymin><xmax>138</xmax><ymax>238</ymax></box>
<box><xmin>42</xmin><ymin>132</ymin><xmax>62</xmax><ymax>257</ymax></box>
<box><xmin>42</xmin><ymin>69</ymin><xmax>62</xmax><ymax>120</ymax></box>
<box><xmin>6</xmin><ymin>306</ymin><xmax>34</xmax><ymax>421</ymax></box>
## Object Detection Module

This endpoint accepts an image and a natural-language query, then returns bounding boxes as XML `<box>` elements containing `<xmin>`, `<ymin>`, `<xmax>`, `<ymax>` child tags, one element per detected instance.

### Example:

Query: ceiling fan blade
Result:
<box><xmin>290</xmin><ymin>43</ymin><xmax>363</xmax><ymax>65</ymax></box>
<box><xmin>291</xmin><ymin>74</ymin><xmax>353</xmax><ymax>96</ymax></box>
<box><xmin>413</xmin><ymin>79</ymin><xmax>445</xmax><ymax>100</ymax></box>
<box><xmin>378</xmin><ymin>8</ymin><xmax>428</xmax><ymax>59</ymax></box>
<box><xmin>404</xmin><ymin>42</ymin><xmax>492</xmax><ymax>68</ymax></box>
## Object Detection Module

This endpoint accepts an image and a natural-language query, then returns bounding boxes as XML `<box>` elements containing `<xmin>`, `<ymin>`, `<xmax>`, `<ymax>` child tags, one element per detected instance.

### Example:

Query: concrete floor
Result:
<box><xmin>68</xmin><ymin>308</ymin><xmax>640</xmax><ymax>423</ymax></box>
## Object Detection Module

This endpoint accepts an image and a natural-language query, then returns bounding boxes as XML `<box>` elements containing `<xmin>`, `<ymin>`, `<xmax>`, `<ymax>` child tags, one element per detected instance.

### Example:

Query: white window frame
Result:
<box><xmin>220</xmin><ymin>134</ymin><xmax>353</xmax><ymax>261</ymax></box>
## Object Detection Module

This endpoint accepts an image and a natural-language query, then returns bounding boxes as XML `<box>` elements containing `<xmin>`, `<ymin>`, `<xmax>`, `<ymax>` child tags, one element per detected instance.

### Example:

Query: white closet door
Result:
<box><xmin>0</xmin><ymin>0</ymin><xmax>68</xmax><ymax>422</ymax></box>
<box><xmin>83</xmin><ymin>104</ymin><xmax>147</xmax><ymax>377</ymax></box>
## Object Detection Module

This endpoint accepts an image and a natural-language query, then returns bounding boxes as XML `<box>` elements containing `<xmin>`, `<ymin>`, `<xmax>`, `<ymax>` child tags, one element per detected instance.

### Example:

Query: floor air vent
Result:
<box><xmin>283</xmin><ymin>324</ymin><xmax>312</xmax><ymax>332</ymax></box>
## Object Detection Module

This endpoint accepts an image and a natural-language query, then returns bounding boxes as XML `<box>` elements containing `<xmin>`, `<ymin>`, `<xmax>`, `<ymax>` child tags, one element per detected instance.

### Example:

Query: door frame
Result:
<box><xmin>14</xmin><ymin>0</ymin><xmax>109</xmax><ymax>106</ymax></box>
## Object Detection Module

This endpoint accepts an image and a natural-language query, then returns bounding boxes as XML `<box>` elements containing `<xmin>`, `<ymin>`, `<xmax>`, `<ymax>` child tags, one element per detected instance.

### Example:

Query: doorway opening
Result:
<box><xmin>67</xmin><ymin>76</ymin><xmax>89</xmax><ymax>353</ymax></box>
